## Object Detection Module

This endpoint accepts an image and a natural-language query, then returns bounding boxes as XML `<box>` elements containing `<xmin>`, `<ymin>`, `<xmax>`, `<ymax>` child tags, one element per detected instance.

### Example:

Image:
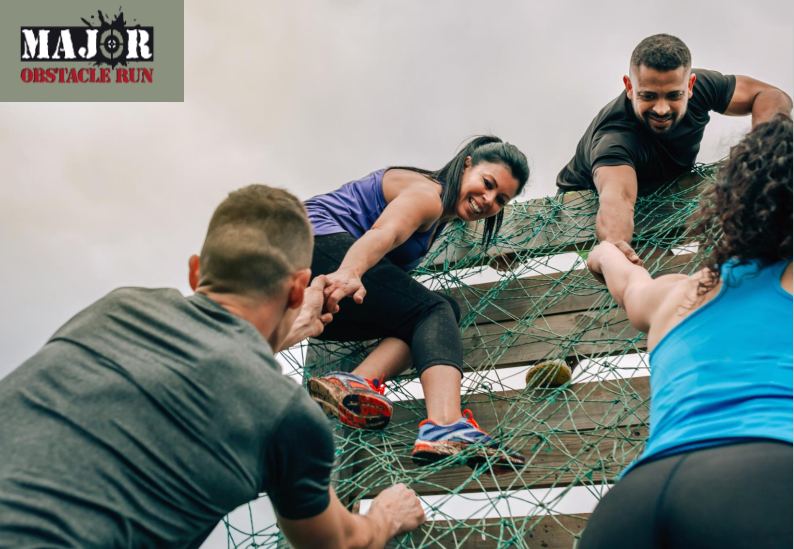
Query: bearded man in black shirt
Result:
<box><xmin>557</xmin><ymin>33</ymin><xmax>792</xmax><ymax>270</ymax></box>
<box><xmin>525</xmin><ymin>34</ymin><xmax>793</xmax><ymax>390</ymax></box>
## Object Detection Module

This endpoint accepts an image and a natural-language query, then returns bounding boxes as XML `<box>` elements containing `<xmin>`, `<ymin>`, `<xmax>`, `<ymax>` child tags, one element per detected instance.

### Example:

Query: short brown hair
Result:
<box><xmin>199</xmin><ymin>185</ymin><xmax>313</xmax><ymax>297</ymax></box>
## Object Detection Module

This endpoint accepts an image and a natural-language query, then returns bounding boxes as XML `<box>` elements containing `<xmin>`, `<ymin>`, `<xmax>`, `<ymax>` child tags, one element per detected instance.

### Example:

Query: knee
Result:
<box><xmin>432</xmin><ymin>292</ymin><xmax>461</xmax><ymax>324</ymax></box>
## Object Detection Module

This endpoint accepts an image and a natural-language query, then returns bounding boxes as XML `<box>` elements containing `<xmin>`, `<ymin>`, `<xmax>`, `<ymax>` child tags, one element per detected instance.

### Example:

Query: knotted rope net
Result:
<box><xmin>221</xmin><ymin>162</ymin><xmax>720</xmax><ymax>548</ymax></box>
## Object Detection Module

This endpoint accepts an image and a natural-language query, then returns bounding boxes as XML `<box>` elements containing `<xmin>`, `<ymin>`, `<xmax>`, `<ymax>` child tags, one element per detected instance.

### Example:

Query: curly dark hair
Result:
<box><xmin>694</xmin><ymin>113</ymin><xmax>793</xmax><ymax>295</ymax></box>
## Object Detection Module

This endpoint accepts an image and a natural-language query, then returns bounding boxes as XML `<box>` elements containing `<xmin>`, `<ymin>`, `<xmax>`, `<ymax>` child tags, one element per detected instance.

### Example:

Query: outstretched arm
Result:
<box><xmin>587</xmin><ymin>241</ymin><xmax>686</xmax><ymax>334</ymax></box>
<box><xmin>276</xmin><ymin>275</ymin><xmax>334</xmax><ymax>352</ymax></box>
<box><xmin>590</xmin><ymin>166</ymin><xmax>643</xmax><ymax>282</ymax></box>
<box><xmin>323</xmin><ymin>186</ymin><xmax>442</xmax><ymax>313</ymax></box>
<box><xmin>278</xmin><ymin>484</ymin><xmax>425</xmax><ymax>549</ymax></box>
<box><xmin>724</xmin><ymin>75</ymin><xmax>793</xmax><ymax>127</ymax></box>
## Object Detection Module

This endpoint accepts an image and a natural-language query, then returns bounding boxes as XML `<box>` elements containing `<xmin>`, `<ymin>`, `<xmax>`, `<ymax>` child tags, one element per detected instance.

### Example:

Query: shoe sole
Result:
<box><xmin>411</xmin><ymin>441</ymin><xmax>525</xmax><ymax>475</ymax></box>
<box><xmin>525</xmin><ymin>361</ymin><xmax>572</xmax><ymax>388</ymax></box>
<box><xmin>308</xmin><ymin>377</ymin><xmax>392</xmax><ymax>430</ymax></box>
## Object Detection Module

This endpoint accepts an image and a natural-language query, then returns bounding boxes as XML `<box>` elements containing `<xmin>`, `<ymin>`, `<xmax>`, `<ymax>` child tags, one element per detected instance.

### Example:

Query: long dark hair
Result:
<box><xmin>391</xmin><ymin>135</ymin><xmax>530</xmax><ymax>246</ymax></box>
<box><xmin>694</xmin><ymin>113</ymin><xmax>792</xmax><ymax>295</ymax></box>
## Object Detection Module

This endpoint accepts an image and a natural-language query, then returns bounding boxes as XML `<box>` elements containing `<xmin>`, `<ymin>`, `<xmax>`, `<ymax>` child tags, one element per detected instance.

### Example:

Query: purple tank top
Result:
<box><xmin>305</xmin><ymin>169</ymin><xmax>446</xmax><ymax>271</ymax></box>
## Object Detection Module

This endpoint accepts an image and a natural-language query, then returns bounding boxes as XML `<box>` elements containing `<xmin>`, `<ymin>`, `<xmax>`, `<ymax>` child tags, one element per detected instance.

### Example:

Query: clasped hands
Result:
<box><xmin>282</xmin><ymin>269</ymin><xmax>368</xmax><ymax>349</ymax></box>
<box><xmin>587</xmin><ymin>240</ymin><xmax>643</xmax><ymax>284</ymax></box>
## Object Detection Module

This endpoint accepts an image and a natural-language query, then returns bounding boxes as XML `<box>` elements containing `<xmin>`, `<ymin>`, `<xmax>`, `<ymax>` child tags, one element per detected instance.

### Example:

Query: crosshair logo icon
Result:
<box><xmin>99</xmin><ymin>29</ymin><xmax>124</xmax><ymax>60</ymax></box>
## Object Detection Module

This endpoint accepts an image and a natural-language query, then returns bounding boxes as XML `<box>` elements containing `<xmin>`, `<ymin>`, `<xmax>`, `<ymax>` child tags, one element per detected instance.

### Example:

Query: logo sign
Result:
<box><xmin>20</xmin><ymin>9</ymin><xmax>154</xmax><ymax>84</ymax></box>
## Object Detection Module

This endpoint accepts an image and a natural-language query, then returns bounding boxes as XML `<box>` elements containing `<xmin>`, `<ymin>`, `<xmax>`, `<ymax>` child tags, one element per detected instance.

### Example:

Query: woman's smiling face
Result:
<box><xmin>456</xmin><ymin>158</ymin><xmax>520</xmax><ymax>221</ymax></box>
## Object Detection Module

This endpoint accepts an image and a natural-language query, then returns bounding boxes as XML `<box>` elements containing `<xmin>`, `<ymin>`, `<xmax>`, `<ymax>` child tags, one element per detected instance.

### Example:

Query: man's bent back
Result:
<box><xmin>0</xmin><ymin>287</ymin><xmax>334</xmax><ymax>548</ymax></box>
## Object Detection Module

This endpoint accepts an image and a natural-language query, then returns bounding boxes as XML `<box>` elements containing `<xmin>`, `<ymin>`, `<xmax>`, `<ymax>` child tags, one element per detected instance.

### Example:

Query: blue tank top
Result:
<box><xmin>304</xmin><ymin>169</ymin><xmax>446</xmax><ymax>271</ymax></box>
<box><xmin>624</xmin><ymin>260</ymin><xmax>793</xmax><ymax>476</ymax></box>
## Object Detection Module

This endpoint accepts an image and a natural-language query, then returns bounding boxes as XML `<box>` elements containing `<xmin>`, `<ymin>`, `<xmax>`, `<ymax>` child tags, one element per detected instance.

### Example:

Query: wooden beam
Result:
<box><xmin>304</xmin><ymin>300</ymin><xmax>645</xmax><ymax>375</ymax></box>
<box><xmin>388</xmin><ymin>514</ymin><xmax>590</xmax><ymax>549</ymax></box>
<box><xmin>380</xmin><ymin>376</ymin><xmax>648</xmax><ymax>440</ymax></box>
<box><xmin>460</xmin><ymin>303</ymin><xmax>642</xmax><ymax>370</ymax></box>
<box><xmin>453</xmin><ymin>253</ymin><xmax>697</xmax><ymax>325</ymax></box>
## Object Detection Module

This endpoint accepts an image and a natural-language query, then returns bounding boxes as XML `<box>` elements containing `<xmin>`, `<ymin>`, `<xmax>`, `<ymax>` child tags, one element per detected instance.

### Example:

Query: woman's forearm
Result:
<box><xmin>595</xmin><ymin>244</ymin><xmax>651</xmax><ymax>307</ymax></box>
<box><xmin>337</xmin><ymin>227</ymin><xmax>397</xmax><ymax>276</ymax></box>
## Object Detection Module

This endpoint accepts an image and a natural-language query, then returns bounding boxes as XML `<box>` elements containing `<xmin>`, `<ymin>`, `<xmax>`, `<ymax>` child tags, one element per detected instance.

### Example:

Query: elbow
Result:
<box><xmin>622</xmin><ymin>287</ymin><xmax>651</xmax><ymax>333</ymax></box>
<box><xmin>781</xmin><ymin>89</ymin><xmax>793</xmax><ymax>112</ymax></box>
<box><xmin>771</xmin><ymin>86</ymin><xmax>793</xmax><ymax>107</ymax></box>
<box><xmin>756</xmin><ymin>87</ymin><xmax>794</xmax><ymax>115</ymax></box>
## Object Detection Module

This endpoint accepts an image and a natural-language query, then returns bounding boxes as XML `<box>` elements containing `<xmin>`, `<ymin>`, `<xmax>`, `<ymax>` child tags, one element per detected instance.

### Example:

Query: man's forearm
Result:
<box><xmin>595</xmin><ymin>189</ymin><xmax>635</xmax><ymax>244</ymax></box>
<box><xmin>342</xmin><ymin>511</ymin><xmax>392</xmax><ymax>549</ymax></box>
<box><xmin>276</xmin><ymin>322</ymin><xmax>310</xmax><ymax>353</ymax></box>
<box><xmin>751</xmin><ymin>89</ymin><xmax>793</xmax><ymax>128</ymax></box>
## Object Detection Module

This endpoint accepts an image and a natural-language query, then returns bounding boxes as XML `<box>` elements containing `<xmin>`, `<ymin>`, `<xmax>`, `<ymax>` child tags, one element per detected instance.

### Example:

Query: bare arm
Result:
<box><xmin>591</xmin><ymin>165</ymin><xmax>643</xmax><ymax>278</ymax></box>
<box><xmin>324</xmin><ymin>185</ymin><xmax>442</xmax><ymax>312</ymax></box>
<box><xmin>276</xmin><ymin>276</ymin><xmax>333</xmax><ymax>352</ymax></box>
<box><xmin>724</xmin><ymin>75</ymin><xmax>793</xmax><ymax>127</ymax></box>
<box><xmin>587</xmin><ymin>241</ymin><xmax>685</xmax><ymax>334</ymax></box>
<box><xmin>278</xmin><ymin>484</ymin><xmax>425</xmax><ymax>549</ymax></box>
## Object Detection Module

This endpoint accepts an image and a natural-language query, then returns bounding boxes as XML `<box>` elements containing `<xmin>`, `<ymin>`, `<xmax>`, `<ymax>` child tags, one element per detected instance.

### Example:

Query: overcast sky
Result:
<box><xmin>2</xmin><ymin>0</ymin><xmax>792</xmax><ymax>375</ymax></box>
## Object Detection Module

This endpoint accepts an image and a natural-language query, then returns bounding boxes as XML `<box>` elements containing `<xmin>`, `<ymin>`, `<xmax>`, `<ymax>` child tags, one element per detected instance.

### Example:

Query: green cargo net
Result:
<box><xmin>221</xmin><ymin>162</ymin><xmax>720</xmax><ymax>548</ymax></box>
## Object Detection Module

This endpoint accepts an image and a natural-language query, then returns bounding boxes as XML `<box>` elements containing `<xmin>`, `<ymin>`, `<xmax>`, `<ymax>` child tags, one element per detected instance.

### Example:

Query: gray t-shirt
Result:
<box><xmin>0</xmin><ymin>288</ymin><xmax>335</xmax><ymax>549</ymax></box>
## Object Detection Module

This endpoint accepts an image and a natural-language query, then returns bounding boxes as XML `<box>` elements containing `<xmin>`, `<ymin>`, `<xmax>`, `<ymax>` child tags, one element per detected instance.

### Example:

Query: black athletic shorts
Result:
<box><xmin>579</xmin><ymin>439</ymin><xmax>793</xmax><ymax>549</ymax></box>
<box><xmin>310</xmin><ymin>233</ymin><xmax>463</xmax><ymax>375</ymax></box>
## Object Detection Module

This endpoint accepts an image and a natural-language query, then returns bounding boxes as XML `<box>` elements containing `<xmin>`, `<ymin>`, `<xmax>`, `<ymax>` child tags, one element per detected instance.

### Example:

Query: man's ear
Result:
<box><xmin>287</xmin><ymin>269</ymin><xmax>312</xmax><ymax>310</ymax></box>
<box><xmin>687</xmin><ymin>72</ymin><xmax>696</xmax><ymax>98</ymax></box>
<box><xmin>188</xmin><ymin>255</ymin><xmax>201</xmax><ymax>291</ymax></box>
<box><xmin>623</xmin><ymin>75</ymin><xmax>632</xmax><ymax>98</ymax></box>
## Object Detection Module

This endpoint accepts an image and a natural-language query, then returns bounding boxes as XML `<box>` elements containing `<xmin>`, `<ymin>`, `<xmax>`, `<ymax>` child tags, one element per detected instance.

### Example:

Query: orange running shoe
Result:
<box><xmin>308</xmin><ymin>371</ymin><xmax>393</xmax><ymax>430</ymax></box>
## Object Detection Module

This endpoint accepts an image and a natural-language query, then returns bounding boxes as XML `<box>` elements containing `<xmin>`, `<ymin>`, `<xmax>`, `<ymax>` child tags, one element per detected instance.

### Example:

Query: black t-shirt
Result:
<box><xmin>556</xmin><ymin>68</ymin><xmax>736</xmax><ymax>193</ymax></box>
<box><xmin>0</xmin><ymin>288</ymin><xmax>335</xmax><ymax>549</ymax></box>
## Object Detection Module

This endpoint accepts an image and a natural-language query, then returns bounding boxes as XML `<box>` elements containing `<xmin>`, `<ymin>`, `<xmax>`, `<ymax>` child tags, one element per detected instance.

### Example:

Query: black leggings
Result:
<box><xmin>310</xmin><ymin>233</ymin><xmax>463</xmax><ymax>376</ymax></box>
<box><xmin>579</xmin><ymin>440</ymin><xmax>793</xmax><ymax>549</ymax></box>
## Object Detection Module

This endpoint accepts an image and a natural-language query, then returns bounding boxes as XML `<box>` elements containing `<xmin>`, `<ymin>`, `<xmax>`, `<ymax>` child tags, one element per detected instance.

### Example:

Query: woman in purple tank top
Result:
<box><xmin>582</xmin><ymin>115</ymin><xmax>793</xmax><ymax>548</ymax></box>
<box><xmin>306</xmin><ymin>136</ymin><xmax>531</xmax><ymax>471</ymax></box>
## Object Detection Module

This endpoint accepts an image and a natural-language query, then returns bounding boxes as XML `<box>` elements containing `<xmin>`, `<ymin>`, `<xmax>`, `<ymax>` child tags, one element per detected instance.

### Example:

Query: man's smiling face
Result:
<box><xmin>624</xmin><ymin>65</ymin><xmax>696</xmax><ymax>135</ymax></box>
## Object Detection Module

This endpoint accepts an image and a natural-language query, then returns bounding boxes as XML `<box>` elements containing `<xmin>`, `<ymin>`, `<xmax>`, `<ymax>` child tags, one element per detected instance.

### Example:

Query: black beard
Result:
<box><xmin>643</xmin><ymin>113</ymin><xmax>677</xmax><ymax>133</ymax></box>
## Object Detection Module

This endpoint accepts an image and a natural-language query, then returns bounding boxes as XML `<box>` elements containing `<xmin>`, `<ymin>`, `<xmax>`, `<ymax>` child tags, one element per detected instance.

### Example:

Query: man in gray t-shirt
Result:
<box><xmin>0</xmin><ymin>185</ymin><xmax>425</xmax><ymax>549</ymax></box>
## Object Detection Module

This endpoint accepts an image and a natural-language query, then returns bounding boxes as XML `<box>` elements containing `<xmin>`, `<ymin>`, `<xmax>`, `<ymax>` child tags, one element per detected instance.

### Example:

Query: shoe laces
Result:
<box><xmin>367</xmin><ymin>376</ymin><xmax>386</xmax><ymax>395</ymax></box>
<box><xmin>462</xmin><ymin>409</ymin><xmax>482</xmax><ymax>430</ymax></box>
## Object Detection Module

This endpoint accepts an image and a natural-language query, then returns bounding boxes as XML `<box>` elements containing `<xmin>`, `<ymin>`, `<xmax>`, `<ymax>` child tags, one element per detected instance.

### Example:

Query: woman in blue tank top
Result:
<box><xmin>305</xmin><ymin>136</ymin><xmax>531</xmax><ymax>471</ymax></box>
<box><xmin>581</xmin><ymin>115</ymin><xmax>793</xmax><ymax>548</ymax></box>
